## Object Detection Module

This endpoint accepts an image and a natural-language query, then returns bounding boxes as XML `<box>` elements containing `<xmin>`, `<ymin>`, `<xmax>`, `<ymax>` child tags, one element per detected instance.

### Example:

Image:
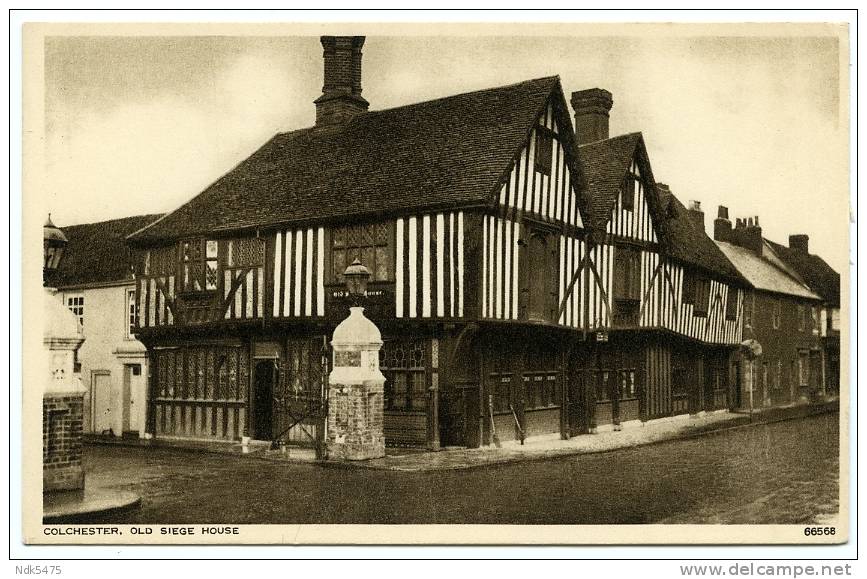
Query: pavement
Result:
<box><xmin>43</xmin><ymin>488</ymin><xmax>141</xmax><ymax>523</ymax></box>
<box><xmin>84</xmin><ymin>398</ymin><xmax>838</xmax><ymax>473</ymax></box>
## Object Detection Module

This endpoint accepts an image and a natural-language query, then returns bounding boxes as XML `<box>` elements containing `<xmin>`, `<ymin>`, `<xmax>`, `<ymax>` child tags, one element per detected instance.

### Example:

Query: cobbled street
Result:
<box><xmin>81</xmin><ymin>413</ymin><xmax>839</xmax><ymax>525</ymax></box>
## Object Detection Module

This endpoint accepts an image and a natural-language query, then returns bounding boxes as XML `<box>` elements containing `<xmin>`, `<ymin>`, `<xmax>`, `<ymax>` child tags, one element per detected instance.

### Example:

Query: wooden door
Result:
<box><xmin>253</xmin><ymin>360</ymin><xmax>275</xmax><ymax>441</ymax></box>
<box><xmin>92</xmin><ymin>371</ymin><xmax>113</xmax><ymax>434</ymax></box>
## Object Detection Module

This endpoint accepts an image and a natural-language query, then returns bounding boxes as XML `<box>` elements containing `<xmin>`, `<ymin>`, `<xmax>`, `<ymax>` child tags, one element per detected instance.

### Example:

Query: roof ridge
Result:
<box><xmin>578</xmin><ymin>132</ymin><xmax>642</xmax><ymax>148</ymax></box>
<box><xmin>360</xmin><ymin>75</ymin><xmax>560</xmax><ymax>117</ymax></box>
<box><xmin>59</xmin><ymin>212</ymin><xmax>164</xmax><ymax>230</ymax></box>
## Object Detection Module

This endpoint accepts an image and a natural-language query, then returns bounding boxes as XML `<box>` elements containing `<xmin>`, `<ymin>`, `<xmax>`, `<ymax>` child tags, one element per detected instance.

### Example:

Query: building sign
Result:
<box><xmin>595</xmin><ymin>331</ymin><xmax>609</xmax><ymax>343</ymax></box>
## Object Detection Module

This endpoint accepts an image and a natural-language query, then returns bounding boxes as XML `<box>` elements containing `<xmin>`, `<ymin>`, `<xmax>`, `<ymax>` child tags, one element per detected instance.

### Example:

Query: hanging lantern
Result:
<box><xmin>43</xmin><ymin>214</ymin><xmax>68</xmax><ymax>276</ymax></box>
<box><xmin>343</xmin><ymin>258</ymin><xmax>371</xmax><ymax>306</ymax></box>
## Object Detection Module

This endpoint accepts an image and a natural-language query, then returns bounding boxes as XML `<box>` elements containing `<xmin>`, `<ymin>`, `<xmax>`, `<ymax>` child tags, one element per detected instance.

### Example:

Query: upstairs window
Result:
<box><xmin>66</xmin><ymin>294</ymin><xmax>84</xmax><ymax>327</ymax></box>
<box><xmin>227</xmin><ymin>238</ymin><xmax>264</xmax><ymax>268</ymax></box>
<box><xmin>693</xmin><ymin>277</ymin><xmax>710</xmax><ymax>316</ymax></box>
<box><xmin>683</xmin><ymin>270</ymin><xmax>710</xmax><ymax>316</ymax></box>
<box><xmin>181</xmin><ymin>239</ymin><xmax>219</xmax><ymax>292</ymax></box>
<box><xmin>744</xmin><ymin>292</ymin><xmax>754</xmax><ymax>328</ymax></box>
<box><xmin>522</xmin><ymin>228</ymin><xmax>559</xmax><ymax>323</ymax></box>
<box><xmin>725</xmin><ymin>287</ymin><xmax>738</xmax><ymax>321</ymax></box>
<box><xmin>534</xmin><ymin>129</ymin><xmax>553</xmax><ymax>176</ymax></box>
<box><xmin>621</xmin><ymin>174</ymin><xmax>638</xmax><ymax>211</ymax></box>
<box><xmin>797</xmin><ymin>304</ymin><xmax>806</xmax><ymax>331</ymax></box>
<box><xmin>331</xmin><ymin>223</ymin><xmax>391</xmax><ymax>283</ymax></box>
<box><xmin>613</xmin><ymin>246</ymin><xmax>641</xmax><ymax>302</ymax></box>
<box><xmin>126</xmin><ymin>288</ymin><xmax>138</xmax><ymax>339</ymax></box>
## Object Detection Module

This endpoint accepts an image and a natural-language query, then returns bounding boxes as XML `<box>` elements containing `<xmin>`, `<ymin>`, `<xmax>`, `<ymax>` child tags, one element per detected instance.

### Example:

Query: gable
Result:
<box><xmin>604</xmin><ymin>154</ymin><xmax>657</xmax><ymax>243</ymax></box>
<box><xmin>495</xmin><ymin>97</ymin><xmax>583</xmax><ymax>229</ymax></box>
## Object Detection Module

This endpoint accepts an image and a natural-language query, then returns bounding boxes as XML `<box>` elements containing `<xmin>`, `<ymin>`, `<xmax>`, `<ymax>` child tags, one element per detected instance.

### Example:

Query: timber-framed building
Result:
<box><xmin>127</xmin><ymin>36</ymin><xmax>751</xmax><ymax>450</ymax></box>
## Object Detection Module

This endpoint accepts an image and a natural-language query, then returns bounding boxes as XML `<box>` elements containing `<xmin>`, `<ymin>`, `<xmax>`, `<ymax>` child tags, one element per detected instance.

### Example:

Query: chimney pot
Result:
<box><xmin>789</xmin><ymin>234</ymin><xmax>809</xmax><ymax>253</ymax></box>
<box><xmin>713</xmin><ymin>205</ymin><xmax>732</xmax><ymax>242</ymax></box>
<box><xmin>686</xmin><ymin>199</ymin><xmax>706</xmax><ymax>233</ymax></box>
<box><xmin>570</xmin><ymin>88</ymin><xmax>613</xmax><ymax>145</ymax></box>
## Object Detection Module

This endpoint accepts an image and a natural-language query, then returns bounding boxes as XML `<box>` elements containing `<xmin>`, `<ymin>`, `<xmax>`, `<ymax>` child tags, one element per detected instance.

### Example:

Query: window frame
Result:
<box><xmin>725</xmin><ymin>287</ymin><xmax>738</xmax><ymax>321</ymax></box>
<box><xmin>772</xmin><ymin>300</ymin><xmax>782</xmax><ymax>330</ymax></box>
<box><xmin>330</xmin><ymin>222</ymin><xmax>393</xmax><ymax>284</ymax></box>
<box><xmin>621</xmin><ymin>173</ymin><xmax>638</xmax><ymax>212</ymax></box>
<box><xmin>66</xmin><ymin>293</ymin><xmax>84</xmax><ymax>327</ymax></box>
<box><xmin>126</xmin><ymin>288</ymin><xmax>138</xmax><ymax>340</ymax></box>
<box><xmin>533</xmin><ymin>127</ymin><xmax>554</xmax><ymax>177</ymax></box>
<box><xmin>380</xmin><ymin>337</ymin><xmax>427</xmax><ymax>412</ymax></box>
<box><xmin>797</xmin><ymin>304</ymin><xmax>806</xmax><ymax>332</ymax></box>
<box><xmin>613</xmin><ymin>245</ymin><xmax>642</xmax><ymax>302</ymax></box>
<box><xmin>692</xmin><ymin>276</ymin><xmax>711</xmax><ymax>317</ymax></box>
<box><xmin>179</xmin><ymin>238</ymin><xmax>220</xmax><ymax>294</ymax></box>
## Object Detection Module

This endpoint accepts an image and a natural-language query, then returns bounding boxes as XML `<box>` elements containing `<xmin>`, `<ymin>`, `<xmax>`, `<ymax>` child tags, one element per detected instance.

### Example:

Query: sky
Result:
<box><xmin>42</xmin><ymin>28</ymin><xmax>849</xmax><ymax>272</ymax></box>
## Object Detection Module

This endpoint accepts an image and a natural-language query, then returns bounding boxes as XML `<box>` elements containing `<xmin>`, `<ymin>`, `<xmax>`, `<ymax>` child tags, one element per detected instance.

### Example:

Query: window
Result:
<box><xmin>380</xmin><ymin>338</ymin><xmax>426</xmax><ymax>411</ymax></box>
<box><xmin>693</xmin><ymin>277</ymin><xmax>711</xmax><ymax>317</ymax></box>
<box><xmin>810</xmin><ymin>306</ymin><xmax>819</xmax><ymax>335</ymax></box>
<box><xmin>66</xmin><ymin>295</ymin><xmax>84</xmax><ymax>327</ymax></box>
<box><xmin>227</xmin><ymin>238</ymin><xmax>264</xmax><ymax>268</ymax></box>
<box><xmin>595</xmin><ymin>370</ymin><xmax>612</xmax><ymax>402</ymax></box>
<box><xmin>619</xmin><ymin>369</ymin><xmax>637</xmax><ymax>400</ymax></box>
<box><xmin>772</xmin><ymin>301</ymin><xmax>782</xmax><ymax>330</ymax></box>
<box><xmin>523</xmin><ymin>373</ymin><xmax>561</xmax><ymax>410</ymax></box>
<box><xmin>621</xmin><ymin>174</ymin><xmax>637</xmax><ymax>211</ymax></box>
<box><xmin>126</xmin><ymin>289</ymin><xmax>138</xmax><ymax>339</ymax></box>
<box><xmin>332</xmin><ymin>223</ymin><xmax>391</xmax><ymax>283</ymax></box>
<box><xmin>725</xmin><ymin>287</ymin><xmax>738</xmax><ymax>321</ymax></box>
<box><xmin>534</xmin><ymin>129</ymin><xmax>553</xmax><ymax>176</ymax></box>
<box><xmin>492</xmin><ymin>374</ymin><xmax>512</xmax><ymax>413</ymax></box>
<box><xmin>798</xmin><ymin>350</ymin><xmax>809</xmax><ymax>387</ymax></box>
<box><xmin>797</xmin><ymin>304</ymin><xmax>806</xmax><ymax>331</ymax></box>
<box><xmin>744</xmin><ymin>292</ymin><xmax>754</xmax><ymax>328</ymax></box>
<box><xmin>181</xmin><ymin>239</ymin><xmax>218</xmax><ymax>292</ymax></box>
<box><xmin>523</xmin><ymin>229</ymin><xmax>559</xmax><ymax>323</ymax></box>
<box><xmin>774</xmin><ymin>360</ymin><xmax>783</xmax><ymax>390</ymax></box>
<box><xmin>614</xmin><ymin>246</ymin><xmax>641</xmax><ymax>302</ymax></box>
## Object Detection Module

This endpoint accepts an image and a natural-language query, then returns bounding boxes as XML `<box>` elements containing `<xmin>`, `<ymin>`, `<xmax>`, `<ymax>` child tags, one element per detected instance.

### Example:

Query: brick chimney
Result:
<box><xmin>314</xmin><ymin>36</ymin><xmax>369</xmax><ymax>127</ymax></box>
<box><xmin>687</xmin><ymin>200</ymin><xmax>705</xmax><ymax>233</ymax></box>
<box><xmin>571</xmin><ymin>88</ymin><xmax>613</xmax><ymax>145</ymax></box>
<box><xmin>731</xmin><ymin>214</ymin><xmax>763</xmax><ymax>255</ymax></box>
<box><xmin>713</xmin><ymin>205</ymin><xmax>732</xmax><ymax>242</ymax></box>
<box><xmin>789</xmin><ymin>234</ymin><xmax>809</xmax><ymax>253</ymax></box>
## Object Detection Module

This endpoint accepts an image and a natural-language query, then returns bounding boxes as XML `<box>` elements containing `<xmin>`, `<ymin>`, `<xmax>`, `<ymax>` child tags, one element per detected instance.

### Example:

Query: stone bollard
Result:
<box><xmin>326</xmin><ymin>306</ymin><xmax>386</xmax><ymax>460</ymax></box>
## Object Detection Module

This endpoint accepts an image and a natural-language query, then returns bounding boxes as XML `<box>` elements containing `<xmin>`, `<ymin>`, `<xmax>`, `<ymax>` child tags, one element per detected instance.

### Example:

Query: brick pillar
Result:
<box><xmin>43</xmin><ymin>392</ymin><xmax>85</xmax><ymax>491</ymax></box>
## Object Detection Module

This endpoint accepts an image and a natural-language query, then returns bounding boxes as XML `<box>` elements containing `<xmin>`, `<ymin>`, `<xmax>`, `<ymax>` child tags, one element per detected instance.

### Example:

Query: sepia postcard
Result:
<box><xmin>21</xmin><ymin>18</ymin><xmax>851</xmax><ymax>546</ymax></box>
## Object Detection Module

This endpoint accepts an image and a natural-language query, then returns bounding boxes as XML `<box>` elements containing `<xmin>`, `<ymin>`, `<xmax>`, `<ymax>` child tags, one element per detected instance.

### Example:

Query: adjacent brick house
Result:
<box><xmin>714</xmin><ymin>212</ymin><xmax>825</xmax><ymax>409</ymax></box>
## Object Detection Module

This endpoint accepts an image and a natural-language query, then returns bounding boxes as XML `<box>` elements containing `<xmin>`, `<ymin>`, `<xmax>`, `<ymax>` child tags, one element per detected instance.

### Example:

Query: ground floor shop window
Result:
<box><xmin>619</xmin><ymin>369</ymin><xmax>637</xmax><ymax>399</ymax></box>
<box><xmin>595</xmin><ymin>370</ymin><xmax>613</xmax><ymax>402</ymax></box>
<box><xmin>798</xmin><ymin>350</ymin><xmax>810</xmax><ymax>388</ymax></box>
<box><xmin>381</xmin><ymin>338</ymin><xmax>426</xmax><ymax>411</ymax></box>
<box><xmin>523</xmin><ymin>373</ymin><xmax>560</xmax><ymax>409</ymax></box>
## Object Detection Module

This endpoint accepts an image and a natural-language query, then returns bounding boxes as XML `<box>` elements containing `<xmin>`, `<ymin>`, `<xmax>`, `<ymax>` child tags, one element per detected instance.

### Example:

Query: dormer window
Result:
<box><xmin>534</xmin><ymin>129</ymin><xmax>553</xmax><ymax>176</ymax></box>
<box><xmin>181</xmin><ymin>239</ymin><xmax>219</xmax><ymax>292</ymax></box>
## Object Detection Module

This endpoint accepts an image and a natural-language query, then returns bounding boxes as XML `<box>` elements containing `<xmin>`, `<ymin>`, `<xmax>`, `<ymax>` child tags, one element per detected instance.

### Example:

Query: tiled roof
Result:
<box><xmin>47</xmin><ymin>214</ymin><xmax>164</xmax><ymax>288</ymax></box>
<box><xmin>129</xmin><ymin>76</ymin><xmax>569</xmax><ymax>244</ymax></box>
<box><xmin>658</xmin><ymin>192</ymin><xmax>746</xmax><ymax>283</ymax></box>
<box><xmin>579</xmin><ymin>133</ymin><xmax>745</xmax><ymax>284</ymax></box>
<box><xmin>578</xmin><ymin>133</ymin><xmax>642</xmax><ymax>231</ymax></box>
<box><xmin>715</xmin><ymin>240</ymin><xmax>822</xmax><ymax>300</ymax></box>
<box><xmin>765</xmin><ymin>239</ymin><xmax>841</xmax><ymax>307</ymax></box>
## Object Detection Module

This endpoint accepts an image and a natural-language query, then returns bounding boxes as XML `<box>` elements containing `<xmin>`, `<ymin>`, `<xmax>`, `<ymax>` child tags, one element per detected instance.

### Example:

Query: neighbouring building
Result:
<box><xmin>713</xmin><ymin>209</ymin><xmax>826</xmax><ymax>409</ymax></box>
<box><xmin>125</xmin><ymin>36</ymin><xmax>751</xmax><ymax>451</ymax></box>
<box><xmin>44</xmin><ymin>213</ymin><xmax>163</xmax><ymax>438</ymax></box>
<box><xmin>764</xmin><ymin>236</ymin><xmax>841</xmax><ymax>397</ymax></box>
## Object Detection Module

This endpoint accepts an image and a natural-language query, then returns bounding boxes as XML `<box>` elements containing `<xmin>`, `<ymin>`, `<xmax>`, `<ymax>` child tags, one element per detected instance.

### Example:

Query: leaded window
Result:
<box><xmin>331</xmin><ymin>223</ymin><xmax>391</xmax><ymax>283</ymax></box>
<box><xmin>181</xmin><ymin>239</ymin><xmax>219</xmax><ymax>292</ymax></box>
<box><xmin>725</xmin><ymin>287</ymin><xmax>738</xmax><ymax>321</ymax></box>
<box><xmin>380</xmin><ymin>338</ymin><xmax>426</xmax><ymax>411</ymax></box>
<box><xmin>534</xmin><ymin>129</ymin><xmax>553</xmax><ymax>176</ymax></box>
<box><xmin>227</xmin><ymin>238</ymin><xmax>265</xmax><ymax>268</ymax></box>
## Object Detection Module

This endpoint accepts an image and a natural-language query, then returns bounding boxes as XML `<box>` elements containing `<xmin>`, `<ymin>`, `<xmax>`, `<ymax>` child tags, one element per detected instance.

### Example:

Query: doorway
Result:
<box><xmin>91</xmin><ymin>370</ymin><xmax>113</xmax><ymax>435</ymax></box>
<box><xmin>253</xmin><ymin>360</ymin><xmax>276</xmax><ymax>441</ymax></box>
<box><xmin>122</xmin><ymin>364</ymin><xmax>143</xmax><ymax>434</ymax></box>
